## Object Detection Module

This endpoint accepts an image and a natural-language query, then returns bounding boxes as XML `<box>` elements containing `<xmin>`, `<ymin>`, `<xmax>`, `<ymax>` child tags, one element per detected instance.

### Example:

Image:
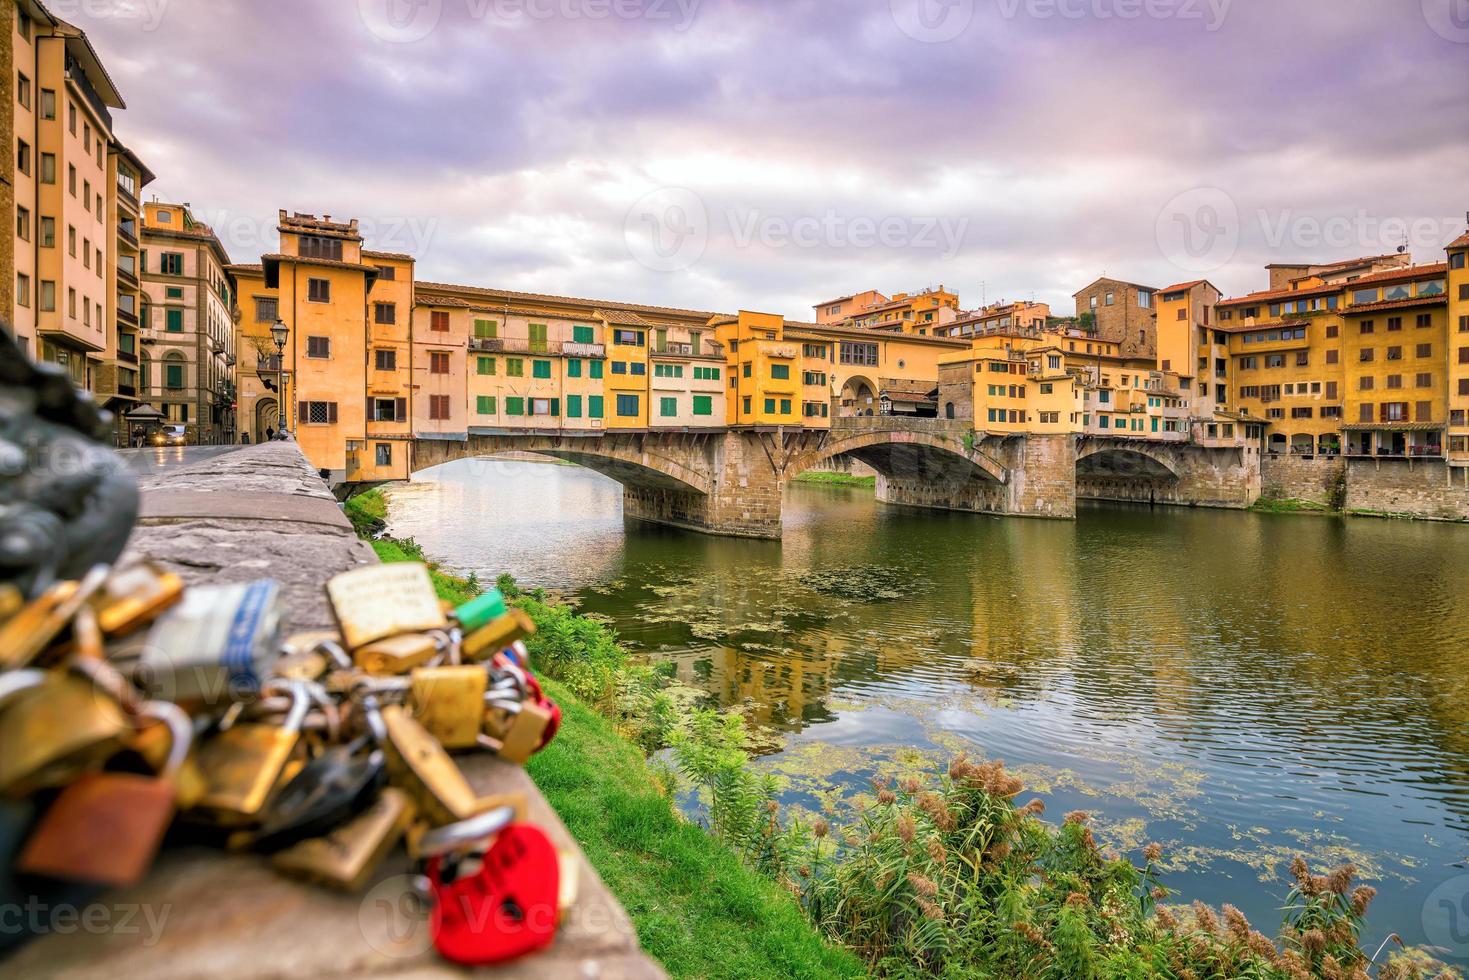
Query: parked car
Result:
<box><xmin>150</xmin><ymin>424</ymin><xmax>188</xmax><ymax>447</ymax></box>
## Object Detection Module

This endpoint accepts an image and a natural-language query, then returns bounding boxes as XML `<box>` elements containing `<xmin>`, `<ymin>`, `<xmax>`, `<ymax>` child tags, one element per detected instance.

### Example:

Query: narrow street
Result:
<box><xmin>115</xmin><ymin>444</ymin><xmax>244</xmax><ymax>477</ymax></box>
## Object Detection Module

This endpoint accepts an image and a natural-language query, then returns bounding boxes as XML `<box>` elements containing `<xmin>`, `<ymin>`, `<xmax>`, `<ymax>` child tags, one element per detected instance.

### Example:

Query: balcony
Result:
<box><xmin>116</xmin><ymin>222</ymin><xmax>138</xmax><ymax>247</ymax></box>
<box><xmin>116</xmin><ymin>307</ymin><xmax>137</xmax><ymax>328</ymax></box>
<box><xmin>65</xmin><ymin>54</ymin><xmax>113</xmax><ymax>130</ymax></box>
<box><xmin>116</xmin><ymin>173</ymin><xmax>138</xmax><ymax>208</ymax></box>
<box><xmin>562</xmin><ymin>341</ymin><xmax>606</xmax><ymax>358</ymax></box>
<box><xmin>468</xmin><ymin>337</ymin><xmax>561</xmax><ymax>355</ymax></box>
<box><xmin>117</xmin><ymin>266</ymin><xmax>138</xmax><ymax>288</ymax></box>
<box><xmin>116</xmin><ymin>383</ymin><xmax>136</xmax><ymax>398</ymax></box>
<box><xmin>117</xmin><ymin>348</ymin><xmax>137</xmax><ymax>365</ymax></box>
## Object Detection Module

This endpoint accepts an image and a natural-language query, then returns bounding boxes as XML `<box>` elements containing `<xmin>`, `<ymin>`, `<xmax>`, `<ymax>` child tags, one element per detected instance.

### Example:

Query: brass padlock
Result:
<box><xmin>325</xmin><ymin>564</ymin><xmax>447</xmax><ymax>650</ymax></box>
<box><xmin>192</xmin><ymin>682</ymin><xmax>310</xmax><ymax>824</ymax></box>
<box><xmin>91</xmin><ymin>562</ymin><xmax>185</xmax><ymax>637</ymax></box>
<box><xmin>0</xmin><ymin>566</ymin><xmax>109</xmax><ymax>670</ymax></box>
<box><xmin>272</xmin><ymin>787</ymin><xmax>416</xmax><ymax>892</ymax></box>
<box><xmin>379</xmin><ymin>703</ymin><xmax>485</xmax><ymax>826</ymax></box>
<box><xmin>483</xmin><ymin>702</ymin><xmax>553</xmax><ymax>766</ymax></box>
<box><xmin>0</xmin><ymin>667</ymin><xmax>131</xmax><ymax>794</ymax></box>
<box><xmin>410</xmin><ymin>666</ymin><xmax>488</xmax><ymax>750</ymax></box>
<box><xmin>17</xmin><ymin>700</ymin><xmax>194</xmax><ymax>886</ymax></box>
<box><xmin>461</xmin><ymin>610</ymin><xmax>536</xmax><ymax>661</ymax></box>
<box><xmin>356</xmin><ymin>632</ymin><xmax>439</xmax><ymax>676</ymax></box>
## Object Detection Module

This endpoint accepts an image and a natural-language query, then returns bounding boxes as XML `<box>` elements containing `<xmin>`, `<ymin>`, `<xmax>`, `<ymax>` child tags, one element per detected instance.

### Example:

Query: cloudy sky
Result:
<box><xmin>79</xmin><ymin>0</ymin><xmax>1469</xmax><ymax>318</ymax></box>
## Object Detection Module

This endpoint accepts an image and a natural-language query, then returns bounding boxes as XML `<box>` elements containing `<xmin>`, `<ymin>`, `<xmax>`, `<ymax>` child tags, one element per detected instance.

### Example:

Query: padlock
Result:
<box><xmin>273</xmin><ymin>649</ymin><xmax>330</xmax><ymax>682</ymax></box>
<box><xmin>325</xmin><ymin>563</ymin><xmax>447</xmax><ymax>650</ymax></box>
<box><xmin>16</xmin><ymin>699</ymin><xmax>193</xmax><ymax>886</ymax></box>
<box><xmin>410</xmin><ymin>665</ymin><xmax>489</xmax><ymax>750</ymax></box>
<box><xmin>482</xmin><ymin>701</ymin><xmax>554</xmax><ymax>765</ymax></box>
<box><xmin>452</xmin><ymin>589</ymin><xmax>508</xmax><ymax>633</ymax></box>
<box><xmin>0</xmin><ymin>797</ymin><xmax>106</xmax><ymax>955</ymax></box>
<box><xmin>251</xmin><ymin>732</ymin><xmax>387</xmax><ymax>853</ymax></box>
<box><xmin>271</xmin><ymin>787</ymin><xmax>416</xmax><ymax>892</ymax></box>
<box><xmin>135</xmin><ymin>579</ymin><xmax>283</xmax><ymax>706</ymax></box>
<box><xmin>355</xmin><ymin>632</ymin><xmax>439</xmax><ymax>676</ymax></box>
<box><xmin>91</xmin><ymin>562</ymin><xmax>185</xmax><ymax>637</ymax></box>
<box><xmin>0</xmin><ymin>667</ymin><xmax>132</xmax><ymax>794</ymax></box>
<box><xmin>0</xmin><ymin>566</ymin><xmax>109</xmax><ymax>670</ymax></box>
<box><xmin>379</xmin><ymin>703</ymin><xmax>486</xmax><ymax>826</ymax></box>
<box><xmin>428</xmin><ymin>822</ymin><xmax>561</xmax><ymax>965</ymax></box>
<box><xmin>461</xmin><ymin>610</ymin><xmax>536</xmax><ymax>661</ymax></box>
<box><xmin>408</xmin><ymin>800</ymin><xmax>525</xmax><ymax>860</ymax></box>
<box><xmin>191</xmin><ymin>681</ymin><xmax>310</xmax><ymax>825</ymax></box>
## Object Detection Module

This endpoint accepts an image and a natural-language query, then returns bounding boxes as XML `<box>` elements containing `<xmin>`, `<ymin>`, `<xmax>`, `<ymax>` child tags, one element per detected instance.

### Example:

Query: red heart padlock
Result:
<box><xmin>428</xmin><ymin>822</ymin><xmax>561</xmax><ymax>965</ymax></box>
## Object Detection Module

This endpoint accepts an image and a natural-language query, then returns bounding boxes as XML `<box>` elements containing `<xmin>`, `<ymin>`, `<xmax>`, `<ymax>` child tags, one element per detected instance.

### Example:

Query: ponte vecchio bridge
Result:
<box><xmin>409</xmin><ymin>417</ymin><xmax>1261</xmax><ymax>539</ymax></box>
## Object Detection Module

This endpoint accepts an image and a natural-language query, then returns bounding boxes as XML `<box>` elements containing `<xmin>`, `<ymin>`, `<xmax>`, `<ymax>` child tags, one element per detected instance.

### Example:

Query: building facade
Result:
<box><xmin>1073</xmin><ymin>276</ymin><xmax>1158</xmax><ymax>359</ymax></box>
<box><xmin>138</xmin><ymin>201</ymin><xmax>235</xmax><ymax>444</ymax></box>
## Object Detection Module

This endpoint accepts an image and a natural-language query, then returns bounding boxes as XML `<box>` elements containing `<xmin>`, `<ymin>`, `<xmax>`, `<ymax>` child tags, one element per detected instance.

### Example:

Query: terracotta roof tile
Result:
<box><xmin>414</xmin><ymin>280</ymin><xmax>719</xmax><ymax>320</ymax></box>
<box><xmin>261</xmin><ymin>253</ymin><xmax>379</xmax><ymax>274</ymax></box>
<box><xmin>362</xmin><ymin>249</ymin><xmax>414</xmax><ymax>262</ymax></box>
<box><xmin>596</xmin><ymin>309</ymin><xmax>652</xmax><ymax>327</ymax></box>
<box><xmin>1340</xmin><ymin>294</ymin><xmax>1447</xmax><ymax>315</ymax></box>
<box><xmin>1449</xmin><ymin>231</ymin><xmax>1469</xmax><ymax>249</ymax></box>
<box><xmin>1342</xmin><ymin>262</ymin><xmax>1447</xmax><ymax>287</ymax></box>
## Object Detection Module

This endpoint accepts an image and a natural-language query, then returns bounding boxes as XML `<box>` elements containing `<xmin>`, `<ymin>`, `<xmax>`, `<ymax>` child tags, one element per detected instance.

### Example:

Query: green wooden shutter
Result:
<box><xmin>567</xmin><ymin>359</ymin><xmax>581</xmax><ymax>378</ymax></box>
<box><xmin>566</xmin><ymin>395</ymin><xmax>582</xmax><ymax>418</ymax></box>
<box><xmin>693</xmin><ymin>395</ymin><xmax>712</xmax><ymax>416</ymax></box>
<box><xmin>573</xmin><ymin>325</ymin><xmax>593</xmax><ymax>344</ymax></box>
<box><xmin>589</xmin><ymin>360</ymin><xmax>604</xmax><ymax>379</ymax></box>
<box><xmin>533</xmin><ymin>360</ymin><xmax>551</xmax><ymax>379</ymax></box>
<box><xmin>588</xmin><ymin>396</ymin><xmax>604</xmax><ymax>418</ymax></box>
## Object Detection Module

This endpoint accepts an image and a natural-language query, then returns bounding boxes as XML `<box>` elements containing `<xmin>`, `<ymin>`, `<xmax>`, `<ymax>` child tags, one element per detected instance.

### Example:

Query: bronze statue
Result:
<box><xmin>0</xmin><ymin>327</ymin><xmax>139</xmax><ymax>598</ymax></box>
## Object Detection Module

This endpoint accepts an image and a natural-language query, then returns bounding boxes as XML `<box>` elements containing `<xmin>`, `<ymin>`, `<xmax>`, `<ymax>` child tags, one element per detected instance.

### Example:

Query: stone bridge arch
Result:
<box><xmin>412</xmin><ymin>433</ymin><xmax>714</xmax><ymax>495</ymax></box>
<box><xmin>784</xmin><ymin>424</ymin><xmax>1009</xmax><ymax>487</ymax></box>
<box><xmin>1075</xmin><ymin>439</ymin><xmax>1182</xmax><ymax>481</ymax></box>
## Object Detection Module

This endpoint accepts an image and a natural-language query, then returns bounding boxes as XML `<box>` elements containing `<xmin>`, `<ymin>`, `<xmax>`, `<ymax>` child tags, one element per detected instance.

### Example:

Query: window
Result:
<box><xmin>67</xmin><ymin>164</ymin><xmax>75</xmax><ymax>195</ymax></box>
<box><xmin>764</xmin><ymin>398</ymin><xmax>776</xmax><ymax>414</ymax></box>
<box><xmin>166</xmin><ymin>309</ymin><xmax>184</xmax><ymax>333</ymax></box>
<box><xmin>532</xmin><ymin>360</ymin><xmax>552</xmax><ymax>379</ymax></box>
<box><xmin>527</xmin><ymin>323</ymin><xmax>548</xmax><ymax>352</ymax></box>
<box><xmin>1137</xmin><ymin>290</ymin><xmax>1151</xmax><ymax>308</ymax></box>
<box><xmin>165</xmin><ymin>286</ymin><xmax>183</xmax><ymax>299</ymax></box>
<box><xmin>616</xmin><ymin>394</ymin><xmax>639</xmax><ymax>417</ymax></box>
<box><xmin>256</xmin><ymin>297</ymin><xmax>279</xmax><ymax>323</ymax></box>
<box><xmin>693</xmin><ymin>395</ymin><xmax>713</xmax><ymax>416</ymax></box>
<box><xmin>1360</xmin><ymin>348</ymin><xmax>1374</xmax><ymax>363</ymax></box>
<box><xmin>630</xmin><ymin>362</ymin><xmax>646</xmax><ymax>376</ymax></box>
<box><xmin>476</xmin><ymin>395</ymin><xmax>497</xmax><ymax>415</ymax></box>
<box><xmin>1416</xmin><ymin>343</ymin><xmax>1433</xmax><ymax>358</ymax></box>
<box><xmin>39</xmin><ymin>216</ymin><xmax>54</xmax><ymax>248</ymax></box>
<box><xmin>303</xmin><ymin>277</ymin><xmax>330</xmax><ymax>303</ymax></box>
<box><xmin>839</xmin><ymin>342</ymin><xmax>879</xmax><ymax>366</ymax></box>
<box><xmin>17</xmin><ymin>273</ymin><xmax>30</xmax><ymax>308</ymax></box>
<box><xmin>376</xmin><ymin>349</ymin><xmax>397</xmax><ymax>371</ymax></box>
<box><xmin>430</xmin><ymin>351</ymin><xmax>450</xmax><ymax>374</ymax></box>
<box><xmin>476</xmin><ymin>356</ymin><xmax>495</xmax><ymax>376</ymax></box>
<box><xmin>533</xmin><ymin>399</ymin><xmax>560</xmax><ymax>421</ymax></box>
<box><xmin>372</xmin><ymin>397</ymin><xmax>405</xmax><ymax>421</ymax></box>
<box><xmin>16</xmin><ymin>140</ymin><xmax>29</xmax><ymax>176</ymax></box>
<box><xmin>374</xmin><ymin>303</ymin><xmax>396</xmax><ymax>324</ymax></box>
<box><xmin>1359</xmin><ymin>320</ymin><xmax>1374</xmax><ymax>334</ymax></box>
<box><xmin>1417</xmin><ymin>314</ymin><xmax>1433</xmax><ymax>328</ymax></box>
<box><xmin>1416</xmin><ymin>372</ymin><xmax>1432</xmax><ymax>388</ymax></box>
<box><xmin>565</xmin><ymin>395</ymin><xmax>582</xmax><ymax>418</ymax></box>
<box><xmin>39</xmin><ymin>280</ymin><xmax>55</xmax><ymax>311</ymax></box>
<box><xmin>1326</xmin><ymin>349</ymin><xmax>1339</xmax><ymax>365</ymax></box>
<box><xmin>1452</xmin><ymin>252</ymin><xmax>1467</xmax><ymax>270</ymax></box>
<box><xmin>589</xmin><ymin>360</ymin><xmax>603</xmax><ymax>379</ymax></box>
<box><xmin>298</xmin><ymin>235</ymin><xmax>343</xmax><ymax>261</ymax></box>
<box><xmin>504</xmin><ymin>397</ymin><xmax>524</xmax><ymax>417</ymax></box>
<box><xmin>1386</xmin><ymin>375</ymin><xmax>1402</xmax><ymax>390</ymax></box>
<box><xmin>431</xmin><ymin>310</ymin><xmax>449</xmax><ymax>332</ymax></box>
<box><xmin>424</xmin><ymin>395</ymin><xmax>449</xmax><ymax>420</ymax></box>
<box><xmin>742</xmin><ymin>397</ymin><xmax>752</xmax><ymax>414</ymax></box>
<box><xmin>301</xmin><ymin>401</ymin><xmax>338</xmax><ymax>424</ymax></box>
<box><xmin>67</xmin><ymin>225</ymin><xmax>76</xmax><ymax>256</ymax></box>
<box><xmin>1105</xmin><ymin>292</ymin><xmax>1115</xmax><ymax>306</ymax></box>
<box><xmin>742</xmin><ymin>362</ymin><xmax>751</xmax><ymax>378</ymax></box>
<box><xmin>567</xmin><ymin>359</ymin><xmax>581</xmax><ymax>378</ymax></box>
<box><xmin>375</xmin><ymin>444</ymin><xmax>393</xmax><ymax>466</ymax></box>
<box><xmin>1386</xmin><ymin>346</ymin><xmax>1402</xmax><ymax>361</ymax></box>
<box><xmin>1359</xmin><ymin>376</ymin><xmax>1375</xmax><ymax>391</ymax></box>
<box><xmin>15</xmin><ymin>206</ymin><xmax>28</xmax><ymax>242</ymax></box>
<box><xmin>780</xmin><ymin>399</ymin><xmax>792</xmax><ymax>414</ymax></box>
<box><xmin>473</xmin><ymin>318</ymin><xmax>497</xmax><ymax>339</ymax></box>
<box><xmin>165</xmin><ymin>362</ymin><xmax>185</xmax><ymax>389</ymax></box>
<box><xmin>1387</xmin><ymin>317</ymin><xmax>1403</xmax><ymax>331</ymax></box>
<box><xmin>612</xmin><ymin>329</ymin><xmax>644</xmax><ymax>346</ymax></box>
<box><xmin>17</xmin><ymin>73</ymin><xmax>30</xmax><ymax>109</ymax></box>
<box><xmin>659</xmin><ymin>397</ymin><xmax>677</xmax><ymax>417</ymax></box>
<box><xmin>1265</xmin><ymin>354</ymin><xmax>1285</xmax><ymax>368</ymax></box>
<box><xmin>375</xmin><ymin>265</ymin><xmax>396</xmax><ymax>280</ymax></box>
<box><xmin>588</xmin><ymin>396</ymin><xmax>604</xmax><ymax>418</ymax></box>
<box><xmin>573</xmin><ymin>325</ymin><xmax>594</xmax><ymax>344</ymax></box>
<box><xmin>771</xmin><ymin>363</ymin><xmax>790</xmax><ymax>380</ymax></box>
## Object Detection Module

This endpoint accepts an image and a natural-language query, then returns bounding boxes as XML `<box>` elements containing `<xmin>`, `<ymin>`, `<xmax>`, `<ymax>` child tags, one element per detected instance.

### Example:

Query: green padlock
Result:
<box><xmin>452</xmin><ymin>589</ymin><xmax>507</xmax><ymax>633</ymax></box>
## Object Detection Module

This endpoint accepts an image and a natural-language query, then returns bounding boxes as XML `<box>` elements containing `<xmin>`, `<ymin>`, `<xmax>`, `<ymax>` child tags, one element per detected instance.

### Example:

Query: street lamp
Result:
<box><xmin>270</xmin><ymin>318</ymin><xmax>289</xmax><ymax>438</ymax></box>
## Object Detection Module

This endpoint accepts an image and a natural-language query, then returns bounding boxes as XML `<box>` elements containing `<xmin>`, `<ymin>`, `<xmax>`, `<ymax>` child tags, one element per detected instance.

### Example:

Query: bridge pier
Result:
<box><xmin>623</xmin><ymin>431</ymin><xmax>782</xmax><ymax>539</ymax></box>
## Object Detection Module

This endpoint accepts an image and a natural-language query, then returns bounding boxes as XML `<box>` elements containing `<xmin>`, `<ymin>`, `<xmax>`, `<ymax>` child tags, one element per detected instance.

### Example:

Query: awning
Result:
<box><xmin>1339</xmin><ymin>421</ymin><xmax>1443</xmax><ymax>432</ymax></box>
<box><xmin>123</xmin><ymin>403</ymin><xmax>165</xmax><ymax>420</ymax></box>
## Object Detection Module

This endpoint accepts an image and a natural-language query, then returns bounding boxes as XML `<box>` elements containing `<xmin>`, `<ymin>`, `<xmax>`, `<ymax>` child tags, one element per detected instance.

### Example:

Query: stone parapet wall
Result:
<box><xmin>1345</xmin><ymin>458</ymin><xmax>1469</xmax><ymax>521</ymax></box>
<box><xmin>1260</xmin><ymin>454</ymin><xmax>1345</xmax><ymax>507</ymax></box>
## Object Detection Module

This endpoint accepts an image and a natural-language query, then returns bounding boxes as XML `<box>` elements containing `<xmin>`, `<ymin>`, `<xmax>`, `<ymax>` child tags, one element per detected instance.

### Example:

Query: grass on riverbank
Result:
<box><xmin>791</xmin><ymin>471</ymin><xmax>876</xmax><ymax>489</ymax></box>
<box><xmin>344</xmin><ymin>488</ymin><xmax>860</xmax><ymax>978</ymax></box>
<box><xmin>1250</xmin><ymin>496</ymin><xmax>1332</xmax><ymax>514</ymax></box>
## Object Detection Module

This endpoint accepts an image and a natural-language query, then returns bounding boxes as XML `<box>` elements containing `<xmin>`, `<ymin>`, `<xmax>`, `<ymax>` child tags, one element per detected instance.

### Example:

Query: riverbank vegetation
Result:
<box><xmin>345</xmin><ymin>488</ymin><xmax>1459</xmax><ymax>979</ymax></box>
<box><xmin>792</xmin><ymin>471</ymin><xmax>877</xmax><ymax>489</ymax></box>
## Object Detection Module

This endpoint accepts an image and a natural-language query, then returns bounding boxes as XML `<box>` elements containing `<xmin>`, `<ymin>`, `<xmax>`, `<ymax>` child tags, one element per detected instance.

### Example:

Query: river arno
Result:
<box><xmin>383</xmin><ymin>457</ymin><xmax>1469</xmax><ymax>957</ymax></box>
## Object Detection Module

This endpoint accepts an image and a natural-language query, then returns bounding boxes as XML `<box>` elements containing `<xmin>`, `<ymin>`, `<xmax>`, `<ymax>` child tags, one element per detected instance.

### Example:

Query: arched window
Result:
<box><xmin>944</xmin><ymin>402</ymin><xmax>955</xmax><ymax>419</ymax></box>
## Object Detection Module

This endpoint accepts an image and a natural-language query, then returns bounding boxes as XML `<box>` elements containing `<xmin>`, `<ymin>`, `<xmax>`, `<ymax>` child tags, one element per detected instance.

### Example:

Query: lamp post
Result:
<box><xmin>270</xmin><ymin>318</ymin><xmax>289</xmax><ymax>438</ymax></box>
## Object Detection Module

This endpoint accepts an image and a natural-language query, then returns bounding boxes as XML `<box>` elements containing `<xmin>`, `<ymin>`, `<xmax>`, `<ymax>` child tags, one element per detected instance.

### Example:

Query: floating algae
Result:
<box><xmin>797</xmin><ymin>565</ymin><xmax>927</xmax><ymax>602</ymax></box>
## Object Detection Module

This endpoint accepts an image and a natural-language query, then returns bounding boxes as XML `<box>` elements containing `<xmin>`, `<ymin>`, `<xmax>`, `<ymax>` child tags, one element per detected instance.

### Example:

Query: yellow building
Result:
<box><xmin>1445</xmin><ymin>232</ymin><xmax>1469</xmax><ymax>462</ymax></box>
<box><xmin>8</xmin><ymin>1</ymin><xmax>135</xmax><ymax>410</ymax></box>
<box><xmin>95</xmin><ymin>140</ymin><xmax>152</xmax><ymax>441</ymax></box>
<box><xmin>825</xmin><ymin>285</ymin><xmax>961</xmax><ymax>335</ymax></box>
<box><xmin>138</xmin><ymin>201</ymin><xmax>235</xmax><ymax>445</ymax></box>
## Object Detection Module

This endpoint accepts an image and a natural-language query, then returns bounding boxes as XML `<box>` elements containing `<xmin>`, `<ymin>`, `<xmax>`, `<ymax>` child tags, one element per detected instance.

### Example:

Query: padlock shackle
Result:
<box><xmin>0</xmin><ymin>668</ymin><xmax>48</xmax><ymax>709</ymax></box>
<box><xmin>136</xmin><ymin>699</ymin><xmax>194</xmax><ymax>777</ymax></box>
<box><xmin>415</xmin><ymin>805</ymin><xmax>516</xmax><ymax>858</ymax></box>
